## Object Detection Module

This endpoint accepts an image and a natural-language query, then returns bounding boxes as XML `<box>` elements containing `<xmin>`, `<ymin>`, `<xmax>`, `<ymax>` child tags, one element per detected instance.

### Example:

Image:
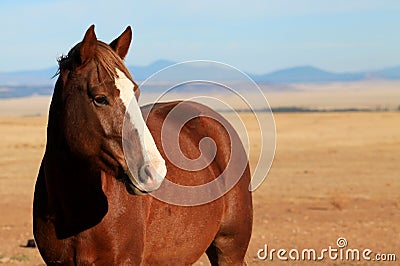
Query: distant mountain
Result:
<box><xmin>0</xmin><ymin>67</ymin><xmax>57</xmax><ymax>86</ymax></box>
<box><xmin>372</xmin><ymin>66</ymin><xmax>400</xmax><ymax>80</ymax></box>
<box><xmin>251</xmin><ymin>66</ymin><xmax>365</xmax><ymax>83</ymax></box>
<box><xmin>128</xmin><ymin>60</ymin><xmax>176</xmax><ymax>81</ymax></box>
<box><xmin>251</xmin><ymin>65</ymin><xmax>400</xmax><ymax>83</ymax></box>
<box><xmin>1</xmin><ymin>61</ymin><xmax>400</xmax><ymax>98</ymax></box>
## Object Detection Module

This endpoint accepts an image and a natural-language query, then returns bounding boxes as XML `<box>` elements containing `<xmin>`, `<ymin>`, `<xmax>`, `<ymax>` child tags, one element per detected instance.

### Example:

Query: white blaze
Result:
<box><xmin>115</xmin><ymin>69</ymin><xmax>167</xmax><ymax>184</ymax></box>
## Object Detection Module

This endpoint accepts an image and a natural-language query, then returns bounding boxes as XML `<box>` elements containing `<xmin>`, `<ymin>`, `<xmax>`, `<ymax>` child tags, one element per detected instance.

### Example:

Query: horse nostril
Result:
<box><xmin>136</xmin><ymin>164</ymin><xmax>165</xmax><ymax>193</ymax></box>
<box><xmin>144</xmin><ymin>165</ymin><xmax>152</xmax><ymax>178</ymax></box>
<box><xmin>138</xmin><ymin>164</ymin><xmax>152</xmax><ymax>183</ymax></box>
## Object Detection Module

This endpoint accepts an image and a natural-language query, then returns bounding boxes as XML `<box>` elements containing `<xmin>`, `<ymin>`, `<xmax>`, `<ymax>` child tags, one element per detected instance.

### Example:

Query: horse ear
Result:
<box><xmin>78</xmin><ymin>25</ymin><xmax>97</xmax><ymax>65</ymax></box>
<box><xmin>109</xmin><ymin>26</ymin><xmax>132</xmax><ymax>60</ymax></box>
<box><xmin>134</xmin><ymin>87</ymin><xmax>140</xmax><ymax>100</ymax></box>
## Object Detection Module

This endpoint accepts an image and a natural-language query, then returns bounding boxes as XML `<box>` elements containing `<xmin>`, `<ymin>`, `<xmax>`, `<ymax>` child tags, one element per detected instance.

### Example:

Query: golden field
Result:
<box><xmin>0</xmin><ymin>110</ymin><xmax>399</xmax><ymax>265</ymax></box>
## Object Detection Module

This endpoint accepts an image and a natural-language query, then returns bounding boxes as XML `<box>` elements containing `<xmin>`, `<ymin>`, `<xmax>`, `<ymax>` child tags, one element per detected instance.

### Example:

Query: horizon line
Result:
<box><xmin>0</xmin><ymin>59</ymin><xmax>399</xmax><ymax>75</ymax></box>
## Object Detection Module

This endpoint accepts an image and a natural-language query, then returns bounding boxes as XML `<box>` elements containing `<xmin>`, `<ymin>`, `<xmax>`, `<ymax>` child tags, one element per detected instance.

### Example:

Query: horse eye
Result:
<box><xmin>93</xmin><ymin>95</ymin><xmax>109</xmax><ymax>107</ymax></box>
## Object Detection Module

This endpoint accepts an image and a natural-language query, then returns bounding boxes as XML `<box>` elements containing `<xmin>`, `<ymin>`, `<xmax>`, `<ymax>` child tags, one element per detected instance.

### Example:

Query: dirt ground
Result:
<box><xmin>0</xmin><ymin>112</ymin><xmax>399</xmax><ymax>265</ymax></box>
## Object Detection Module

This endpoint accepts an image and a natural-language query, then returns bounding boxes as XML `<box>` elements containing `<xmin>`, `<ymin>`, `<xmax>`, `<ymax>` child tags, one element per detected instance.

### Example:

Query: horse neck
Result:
<box><xmin>44</xmin><ymin>84</ymin><xmax>95</xmax><ymax>182</ymax></box>
<box><xmin>43</xmin><ymin>109</ymin><xmax>109</xmax><ymax>238</ymax></box>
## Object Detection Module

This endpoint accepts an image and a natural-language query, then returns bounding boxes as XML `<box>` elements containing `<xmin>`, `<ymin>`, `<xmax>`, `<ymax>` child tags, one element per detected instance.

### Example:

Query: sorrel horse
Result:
<box><xmin>33</xmin><ymin>25</ymin><xmax>253</xmax><ymax>265</ymax></box>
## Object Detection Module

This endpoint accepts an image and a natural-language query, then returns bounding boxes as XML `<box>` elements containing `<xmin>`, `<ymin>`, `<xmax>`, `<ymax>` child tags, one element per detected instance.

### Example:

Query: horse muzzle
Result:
<box><xmin>124</xmin><ymin>162</ymin><xmax>167</xmax><ymax>195</ymax></box>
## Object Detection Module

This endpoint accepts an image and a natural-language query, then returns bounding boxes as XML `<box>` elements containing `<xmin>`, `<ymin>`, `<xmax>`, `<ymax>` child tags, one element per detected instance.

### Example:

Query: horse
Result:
<box><xmin>33</xmin><ymin>25</ymin><xmax>253</xmax><ymax>265</ymax></box>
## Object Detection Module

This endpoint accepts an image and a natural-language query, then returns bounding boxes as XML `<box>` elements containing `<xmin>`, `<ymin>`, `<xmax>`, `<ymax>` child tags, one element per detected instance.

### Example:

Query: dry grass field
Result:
<box><xmin>0</xmin><ymin>111</ymin><xmax>399</xmax><ymax>265</ymax></box>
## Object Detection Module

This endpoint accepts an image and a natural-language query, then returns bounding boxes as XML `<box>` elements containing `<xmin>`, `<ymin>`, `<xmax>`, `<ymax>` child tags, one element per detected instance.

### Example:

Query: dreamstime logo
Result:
<box><xmin>257</xmin><ymin>237</ymin><xmax>397</xmax><ymax>262</ymax></box>
<box><xmin>336</xmin><ymin>237</ymin><xmax>348</xmax><ymax>248</ymax></box>
<box><xmin>123</xmin><ymin>60</ymin><xmax>276</xmax><ymax>206</ymax></box>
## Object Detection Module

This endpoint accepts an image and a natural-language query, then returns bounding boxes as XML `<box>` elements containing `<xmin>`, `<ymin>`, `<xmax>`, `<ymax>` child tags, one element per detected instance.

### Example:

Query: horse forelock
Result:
<box><xmin>56</xmin><ymin>41</ymin><xmax>138</xmax><ymax>92</ymax></box>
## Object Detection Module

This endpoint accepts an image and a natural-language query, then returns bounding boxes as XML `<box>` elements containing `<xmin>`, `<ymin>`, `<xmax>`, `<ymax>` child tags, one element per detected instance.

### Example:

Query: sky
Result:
<box><xmin>0</xmin><ymin>0</ymin><xmax>400</xmax><ymax>74</ymax></box>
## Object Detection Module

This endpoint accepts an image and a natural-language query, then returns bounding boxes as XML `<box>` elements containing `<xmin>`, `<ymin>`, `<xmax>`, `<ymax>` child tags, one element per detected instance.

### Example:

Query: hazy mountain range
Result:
<box><xmin>1</xmin><ymin>60</ymin><xmax>399</xmax><ymax>98</ymax></box>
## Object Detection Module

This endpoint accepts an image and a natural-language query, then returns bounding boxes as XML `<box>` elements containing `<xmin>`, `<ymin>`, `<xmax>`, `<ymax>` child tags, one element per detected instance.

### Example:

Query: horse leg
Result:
<box><xmin>205</xmin><ymin>243</ymin><xmax>219</xmax><ymax>265</ymax></box>
<box><xmin>205</xmin><ymin>174</ymin><xmax>253</xmax><ymax>265</ymax></box>
<box><xmin>206</xmin><ymin>233</ymin><xmax>250</xmax><ymax>266</ymax></box>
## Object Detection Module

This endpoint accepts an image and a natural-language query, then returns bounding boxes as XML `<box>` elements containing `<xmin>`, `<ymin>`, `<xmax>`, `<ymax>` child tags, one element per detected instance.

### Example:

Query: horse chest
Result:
<box><xmin>142</xmin><ymin>198</ymin><xmax>224</xmax><ymax>264</ymax></box>
<box><xmin>48</xmin><ymin>217</ymin><xmax>146</xmax><ymax>265</ymax></box>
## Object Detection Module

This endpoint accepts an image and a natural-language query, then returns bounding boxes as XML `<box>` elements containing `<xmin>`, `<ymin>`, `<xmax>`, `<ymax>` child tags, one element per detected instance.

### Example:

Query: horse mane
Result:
<box><xmin>56</xmin><ymin>41</ymin><xmax>138</xmax><ymax>90</ymax></box>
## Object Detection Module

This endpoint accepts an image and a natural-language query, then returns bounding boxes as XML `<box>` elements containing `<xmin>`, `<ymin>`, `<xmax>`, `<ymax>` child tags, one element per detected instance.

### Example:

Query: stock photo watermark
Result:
<box><xmin>122</xmin><ymin>60</ymin><xmax>276</xmax><ymax>206</ymax></box>
<box><xmin>257</xmin><ymin>237</ymin><xmax>397</xmax><ymax>262</ymax></box>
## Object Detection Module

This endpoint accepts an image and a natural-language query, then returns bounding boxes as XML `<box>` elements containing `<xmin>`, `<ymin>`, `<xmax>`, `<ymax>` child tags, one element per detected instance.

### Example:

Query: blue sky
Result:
<box><xmin>0</xmin><ymin>0</ymin><xmax>400</xmax><ymax>74</ymax></box>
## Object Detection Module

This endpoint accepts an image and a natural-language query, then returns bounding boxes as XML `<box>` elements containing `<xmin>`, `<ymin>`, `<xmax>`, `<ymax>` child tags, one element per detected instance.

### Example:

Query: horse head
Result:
<box><xmin>50</xmin><ymin>25</ymin><xmax>167</xmax><ymax>195</ymax></box>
